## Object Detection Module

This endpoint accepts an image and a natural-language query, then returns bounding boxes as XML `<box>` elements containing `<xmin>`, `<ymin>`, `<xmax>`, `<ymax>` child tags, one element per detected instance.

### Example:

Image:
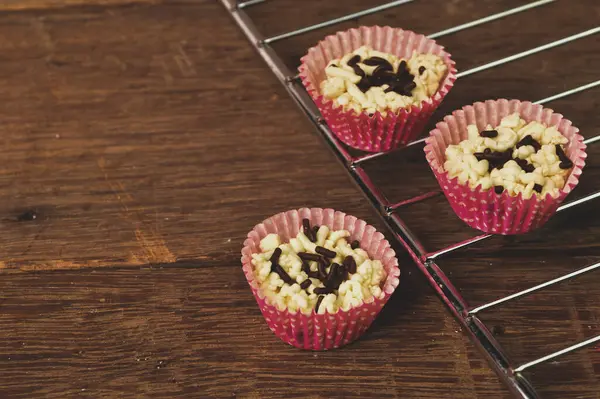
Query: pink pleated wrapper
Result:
<box><xmin>424</xmin><ymin>99</ymin><xmax>587</xmax><ymax>235</ymax></box>
<box><xmin>299</xmin><ymin>26</ymin><xmax>457</xmax><ymax>153</ymax></box>
<box><xmin>241</xmin><ymin>208</ymin><xmax>400</xmax><ymax>350</ymax></box>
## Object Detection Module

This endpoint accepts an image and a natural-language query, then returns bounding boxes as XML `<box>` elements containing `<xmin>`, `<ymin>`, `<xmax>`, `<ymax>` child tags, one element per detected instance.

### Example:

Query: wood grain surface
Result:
<box><xmin>0</xmin><ymin>0</ymin><xmax>597</xmax><ymax>398</ymax></box>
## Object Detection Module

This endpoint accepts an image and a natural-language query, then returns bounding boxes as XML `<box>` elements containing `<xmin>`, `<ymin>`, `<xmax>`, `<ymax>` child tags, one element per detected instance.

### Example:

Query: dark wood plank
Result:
<box><xmin>0</xmin><ymin>0</ymin><xmax>378</xmax><ymax>270</ymax></box>
<box><xmin>0</xmin><ymin>0</ymin><xmax>508</xmax><ymax>397</ymax></box>
<box><xmin>0</xmin><ymin>266</ymin><xmax>509</xmax><ymax>399</ymax></box>
<box><xmin>0</xmin><ymin>0</ymin><xmax>597</xmax><ymax>397</ymax></box>
<box><xmin>0</xmin><ymin>0</ymin><xmax>154</xmax><ymax>12</ymax></box>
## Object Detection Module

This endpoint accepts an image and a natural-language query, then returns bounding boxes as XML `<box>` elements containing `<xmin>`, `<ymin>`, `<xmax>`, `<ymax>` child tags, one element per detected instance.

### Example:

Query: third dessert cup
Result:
<box><xmin>424</xmin><ymin>99</ymin><xmax>587</xmax><ymax>235</ymax></box>
<box><xmin>241</xmin><ymin>208</ymin><xmax>400</xmax><ymax>350</ymax></box>
<box><xmin>299</xmin><ymin>26</ymin><xmax>456</xmax><ymax>153</ymax></box>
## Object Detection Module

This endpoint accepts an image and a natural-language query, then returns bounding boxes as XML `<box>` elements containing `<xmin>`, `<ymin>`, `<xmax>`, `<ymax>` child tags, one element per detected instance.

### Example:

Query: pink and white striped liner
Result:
<box><xmin>299</xmin><ymin>26</ymin><xmax>457</xmax><ymax>153</ymax></box>
<box><xmin>424</xmin><ymin>99</ymin><xmax>587</xmax><ymax>235</ymax></box>
<box><xmin>241</xmin><ymin>208</ymin><xmax>400</xmax><ymax>350</ymax></box>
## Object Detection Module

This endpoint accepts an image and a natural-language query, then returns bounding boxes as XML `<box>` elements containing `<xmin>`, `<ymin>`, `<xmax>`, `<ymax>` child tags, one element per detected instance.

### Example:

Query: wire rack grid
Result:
<box><xmin>221</xmin><ymin>0</ymin><xmax>600</xmax><ymax>397</ymax></box>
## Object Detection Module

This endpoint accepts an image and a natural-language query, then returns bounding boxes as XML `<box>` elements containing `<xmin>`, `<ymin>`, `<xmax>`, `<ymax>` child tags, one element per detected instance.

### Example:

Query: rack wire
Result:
<box><xmin>221</xmin><ymin>0</ymin><xmax>600</xmax><ymax>397</ymax></box>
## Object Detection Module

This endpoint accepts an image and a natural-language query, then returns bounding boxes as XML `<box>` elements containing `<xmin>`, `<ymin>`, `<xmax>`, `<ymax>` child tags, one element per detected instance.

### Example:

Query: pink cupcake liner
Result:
<box><xmin>241</xmin><ymin>208</ymin><xmax>400</xmax><ymax>350</ymax></box>
<box><xmin>299</xmin><ymin>26</ymin><xmax>457</xmax><ymax>153</ymax></box>
<box><xmin>424</xmin><ymin>99</ymin><xmax>587</xmax><ymax>235</ymax></box>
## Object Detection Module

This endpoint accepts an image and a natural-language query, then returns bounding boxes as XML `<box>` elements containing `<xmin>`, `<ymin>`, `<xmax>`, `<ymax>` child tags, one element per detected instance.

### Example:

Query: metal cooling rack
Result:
<box><xmin>221</xmin><ymin>0</ymin><xmax>600</xmax><ymax>397</ymax></box>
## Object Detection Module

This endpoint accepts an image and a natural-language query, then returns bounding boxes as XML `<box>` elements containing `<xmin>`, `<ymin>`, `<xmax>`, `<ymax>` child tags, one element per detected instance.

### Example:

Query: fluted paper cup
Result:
<box><xmin>424</xmin><ymin>99</ymin><xmax>587</xmax><ymax>234</ymax></box>
<box><xmin>299</xmin><ymin>26</ymin><xmax>457</xmax><ymax>153</ymax></box>
<box><xmin>241</xmin><ymin>208</ymin><xmax>400</xmax><ymax>350</ymax></box>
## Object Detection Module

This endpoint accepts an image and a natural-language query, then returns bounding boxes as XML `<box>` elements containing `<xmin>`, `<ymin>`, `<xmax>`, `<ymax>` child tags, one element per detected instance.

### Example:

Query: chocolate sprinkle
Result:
<box><xmin>474</xmin><ymin>149</ymin><xmax>512</xmax><ymax>171</ymax></box>
<box><xmin>274</xmin><ymin>264</ymin><xmax>294</xmax><ymax>285</ymax></box>
<box><xmin>356</xmin><ymin>58</ymin><xmax>416</xmax><ymax>96</ymax></box>
<box><xmin>403</xmin><ymin>81</ymin><xmax>416</xmax><ymax>93</ymax></box>
<box><xmin>269</xmin><ymin>247</ymin><xmax>282</xmax><ymax>263</ymax></box>
<box><xmin>559</xmin><ymin>160</ymin><xmax>573</xmax><ymax>169</ymax></box>
<box><xmin>318</xmin><ymin>256</ymin><xmax>329</xmax><ymax>267</ymax></box>
<box><xmin>307</xmin><ymin>271</ymin><xmax>321</xmax><ymax>279</ymax></box>
<box><xmin>325</xmin><ymin>262</ymin><xmax>350</xmax><ymax>291</ymax></box>
<box><xmin>357</xmin><ymin>77</ymin><xmax>372</xmax><ymax>93</ymax></box>
<box><xmin>269</xmin><ymin>248</ymin><xmax>282</xmax><ymax>272</ymax></box>
<box><xmin>347</xmin><ymin>55</ymin><xmax>361</xmax><ymax>66</ymax></box>
<box><xmin>514</xmin><ymin>158</ymin><xmax>535</xmax><ymax>173</ymax></box>
<box><xmin>533</xmin><ymin>184</ymin><xmax>543</xmax><ymax>193</ymax></box>
<box><xmin>350</xmin><ymin>62</ymin><xmax>365</xmax><ymax>78</ymax></box>
<box><xmin>522</xmin><ymin>164</ymin><xmax>535</xmax><ymax>173</ymax></box>
<box><xmin>302</xmin><ymin>218</ymin><xmax>310</xmax><ymax>232</ymax></box>
<box><xmin>317</xmin><ymin>259</ymin><xmax>328</xmax><ymax>280</ymax></box>
<box><xmin>555</xmin><ymin>144</ymin><xmax>567</xmax><ymax>160</ymax></box>
<box><xmin>397</xmin><ymin>60</ymin><xmax>407</xmax><ymax>74</ymax></box>
<box><xmin>315</xmin><ymin>246</ymin><xmax>336</xmax><ymax>259</ymax></box>
<box><xmin>337</xmin><ymin>263</ymin><xmax>349</xmax><ymax>283</ymax></box>
<box><xmin>300</xmin><ymin>279</ymin><xmax>312</xmax><ymax>290</ymax></box>
<box><xmin>375</xmin><ymin>64</ymin><xmax>396</xmax><ymax>78</ymax></box>
<box><xmin>516</xmin><ymin>135</ymin><xmax>541</xmax><ymax>151</ymax></box>
<box><xmin>314</xmin><ymin>287</ymin><xmax>334</xmax><ymax>295</ymax></box>
<box><xmin>362</xmin><ymin>56</ymin><xmax>390</xmax><ymax>67</ymax></box>
<box><xmin>494</xmin><ymin>185</ymin><xmax>504</xmax><ymax>194</ymax></box>
<box><xmin>301</xmin><ymin>261</ymin><xmax>311</xmax><ymax>274</ymax></box>
<box><xmin>315</xmin><ymin>296</ymin><xmax>324</xmax><ymax>312</ymax></box>
<box><xmin>350</xmin><ymin>240</ymin><xmax>360</xmax><ymax>249</ymax></box>
<box><xmin>480</xmin><ymin>129</ymin><xmax>498</xmax><ymax>138</ymax></box>
<box><xmin>324</xmin><ymin>263</ymin><xmax>339</xmax><ymax>287</ymax></box>
<box><xmin>302</xmin><ymin>218</ymin><xmax>317</xmax><ymax>242</ymax></box>
<box><xmin>343</xmin><ymin>256</ymin><xmax>357</xmax><ymax>274</ymax></box>
<box><xmin>418</xmin><ymin>66</ymin><xmax>426</xmax><ymax>75</ymax></box>
<box><xmin>312</xmin><ymin>225</ymin><xmax>320</xmax><ymax>237</ymax></box>
<box><xmin>298</xmin><ymin>252</ymin><xmax>322</xmax><ymax>262</ymax></box>
<box><xmin>386</xmin><ymin>81</ymin><xmax>414</xmax><ymax>96</ymax></box>
<box><xmin>555</xmin><ymin>145</ymin><xmax>574</xmax><ymax>169</ymax></box>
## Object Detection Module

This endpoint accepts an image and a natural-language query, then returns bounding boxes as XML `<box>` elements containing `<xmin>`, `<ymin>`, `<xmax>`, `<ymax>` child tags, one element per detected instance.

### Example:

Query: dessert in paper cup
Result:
<box><xmin>424</xmin><ymin>99</ymin><xmax>586</xmax><ymax>235</ymax></box>
<box><xmin>241</xmin><ymin>208</ymin><xmax>400</xmax><ymax>350</ymax></box>
<box><xmin>299</xmin><ymin>26</ymin><xmax>457</xmax><ymax>153</ymax></box>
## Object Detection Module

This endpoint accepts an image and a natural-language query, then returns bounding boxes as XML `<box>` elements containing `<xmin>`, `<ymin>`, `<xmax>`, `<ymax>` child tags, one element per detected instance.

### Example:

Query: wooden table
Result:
<box><xmin>0</xmin><ymin>0</ymin><xmax>597</xmax><ymax>397</ymax></box>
